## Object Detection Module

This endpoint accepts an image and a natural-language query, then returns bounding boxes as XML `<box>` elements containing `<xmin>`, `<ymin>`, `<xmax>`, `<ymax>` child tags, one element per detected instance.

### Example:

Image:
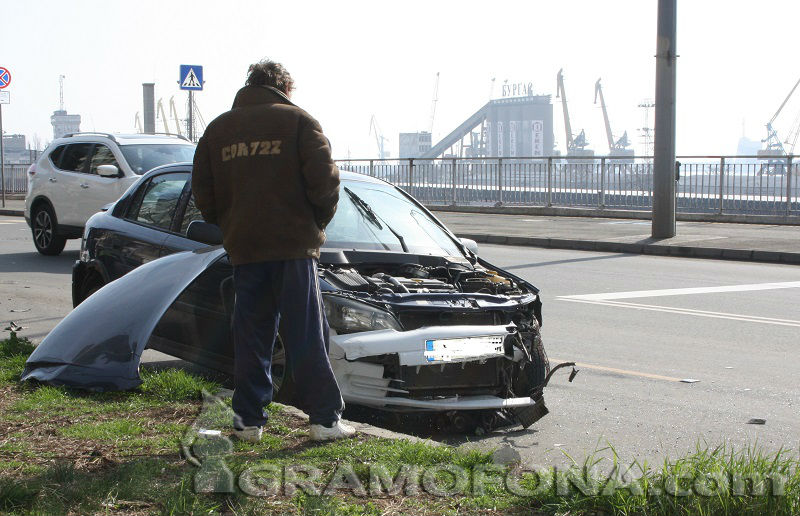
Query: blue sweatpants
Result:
<box><xmin>231</xmin><ymin>258</ymin><xmax>344</xmax><ymax>428</ymax></box>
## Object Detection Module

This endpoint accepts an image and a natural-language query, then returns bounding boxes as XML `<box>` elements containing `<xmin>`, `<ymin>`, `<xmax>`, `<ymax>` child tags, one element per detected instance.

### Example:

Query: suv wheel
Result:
<box><xmin>32</xmin><ymin>204</ymin><xmax>67</xmax><ymax>256</ymax></box>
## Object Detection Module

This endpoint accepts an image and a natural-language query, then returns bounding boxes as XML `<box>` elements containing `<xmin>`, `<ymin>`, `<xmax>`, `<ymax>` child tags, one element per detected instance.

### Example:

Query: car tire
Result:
<box><xmin>32</xmin><ymin>204</ymin><xmax>67</xmax><ymax>256</ymax></box>
<box><xmin>77</xmin><ymin>273</ymin><xmax>105</xmax><ymax>306</ymax></box>
<box><xmin>271</xmin><ymin>335</ymin><xmax>296</xmax><ymax>403</ymax></box>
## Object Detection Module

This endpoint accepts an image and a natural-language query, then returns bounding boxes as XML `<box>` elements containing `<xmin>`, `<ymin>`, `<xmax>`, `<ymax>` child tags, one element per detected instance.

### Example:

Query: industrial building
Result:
<box><xmin>421</xmin><ymin>94</ymin><xmax>555</xmax><ymax>159</ymax></box>
<box><xmin>398</xmin><ymin>131</ymin><xmax>432</xmax><ymax>158</ymax></box>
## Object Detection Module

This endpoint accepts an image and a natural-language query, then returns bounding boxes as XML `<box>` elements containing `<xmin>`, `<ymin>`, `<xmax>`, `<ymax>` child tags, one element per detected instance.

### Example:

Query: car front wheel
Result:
<box><xmin>271</xmin><ymin>335</ymin><xmax>296</xmax><ymax>403</ymax></box>
<box><xmin>77</xmin><ymin>273</ymin><xmax>105</xmax><ymax>306</ymax></box>
<box><xmin>32</xmin><ymin>204</ymin><xmax>67</xmax><ymax>256</ymax></box>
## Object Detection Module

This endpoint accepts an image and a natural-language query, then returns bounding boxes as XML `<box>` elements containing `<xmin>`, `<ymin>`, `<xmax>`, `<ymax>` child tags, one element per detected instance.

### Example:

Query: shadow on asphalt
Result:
<box><xmin>0</xmin><ymin>251</ymin><xmax>80</xmax><ymax>274</ymax></box>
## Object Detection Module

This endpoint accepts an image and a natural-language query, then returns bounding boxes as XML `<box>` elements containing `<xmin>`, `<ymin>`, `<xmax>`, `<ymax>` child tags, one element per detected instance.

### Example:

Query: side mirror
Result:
<box><xmin>460</xmin><ymin>238</ymin><xmax>479</xmax><ymax>255</ymax></box>
<box><xmin>97</xmin><ymin>164</ymin><xmax>120</xmax><ymax>178</ymax></box>
<box><xmin>187</xmin><ymin>220</ymin><xmax>223</xmax><ymax>246</ymax></box>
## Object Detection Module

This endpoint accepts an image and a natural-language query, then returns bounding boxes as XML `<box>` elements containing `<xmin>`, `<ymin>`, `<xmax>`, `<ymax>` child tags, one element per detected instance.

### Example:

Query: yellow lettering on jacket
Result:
<box><xmin>223</xmin><ymin>140</ymin><xmax>283</xmax><ymax>161</ymax></box>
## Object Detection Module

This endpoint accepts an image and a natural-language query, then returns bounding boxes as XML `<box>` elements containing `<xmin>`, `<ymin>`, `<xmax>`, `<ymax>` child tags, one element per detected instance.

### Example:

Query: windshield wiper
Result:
<box><xmin>344</xmin><ymin>187</ymin><xmax>408</xmax><ymax>252</ymax></box>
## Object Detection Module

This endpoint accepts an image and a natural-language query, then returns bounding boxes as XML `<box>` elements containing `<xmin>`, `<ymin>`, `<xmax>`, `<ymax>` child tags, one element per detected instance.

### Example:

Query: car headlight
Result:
<box><xmin>323</xmin><ymin>295</ymin><xmax>402</xmax><ymax>334</ymax></box>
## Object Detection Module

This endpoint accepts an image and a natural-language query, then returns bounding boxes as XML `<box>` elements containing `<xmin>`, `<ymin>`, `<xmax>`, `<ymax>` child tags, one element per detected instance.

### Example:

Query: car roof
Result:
<box><xmin>142</xmin><ymin>162</ymin><xmax>386</xmax><ymax>185</ymax></box>
<box><xmin>51</xmin><ymin>133</ymin><xmax>194</xmax><ymax>146</ymax></box>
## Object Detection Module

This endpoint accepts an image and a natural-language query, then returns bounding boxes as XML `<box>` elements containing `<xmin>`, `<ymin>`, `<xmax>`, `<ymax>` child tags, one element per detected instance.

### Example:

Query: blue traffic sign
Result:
<box><xmin>179</xmin><ymin>65</ymin><xmax>203</xmax><ymax>91</ymax></box>
<box><xmin>0</xmin><ymin>67</ymin><xmax>11</xmax><ymax>89</ymax></box>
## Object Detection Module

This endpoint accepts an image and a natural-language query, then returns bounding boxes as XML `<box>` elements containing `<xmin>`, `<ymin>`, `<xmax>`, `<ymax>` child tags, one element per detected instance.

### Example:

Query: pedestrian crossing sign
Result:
<box><xmin>179</xmin><ymin>65</ymin><xmax>203</xmax><ymax>91</ymax></box>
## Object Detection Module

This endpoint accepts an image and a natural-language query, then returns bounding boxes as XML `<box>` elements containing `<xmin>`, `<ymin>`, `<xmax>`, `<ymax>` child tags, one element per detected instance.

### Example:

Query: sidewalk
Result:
<box><xmin>0</xmin><ymin>198</ymin><xmax>24</xmax><ymax>217</ymax></box>
<box><xmin>434</xmin><ymin>211</ymin><xmax>800</xmax><ymax>265</ymax></box>
<box><xmin>5</xmin><ymin>199</ymin><xmax>799</xmax><ymax>264</ymax></box>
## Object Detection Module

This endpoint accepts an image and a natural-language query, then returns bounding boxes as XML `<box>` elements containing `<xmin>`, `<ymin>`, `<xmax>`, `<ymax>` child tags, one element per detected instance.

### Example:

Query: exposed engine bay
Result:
<box><xmin>311</xmin><ymin>252</ymin><xmax>575</xmax><ymax>431</ymax></box>
<box><xmin>321</xmin><ymin>261</ymin><xmax>525</xmax><ymax>296</ymax></box>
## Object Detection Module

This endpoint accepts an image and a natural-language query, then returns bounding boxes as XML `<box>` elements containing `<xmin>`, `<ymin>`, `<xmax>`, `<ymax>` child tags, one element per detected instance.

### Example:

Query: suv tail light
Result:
<box><xmin>27</xmin><ymin>164</ymin><xmax>36</xmax><ymax>176</ymax></box>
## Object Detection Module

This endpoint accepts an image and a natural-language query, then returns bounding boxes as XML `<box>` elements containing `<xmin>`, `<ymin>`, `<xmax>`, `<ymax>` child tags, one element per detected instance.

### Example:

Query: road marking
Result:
<box><xmin>0</xmin><ymin>221</ymin><xmax>23</xmax><ymax>225</ymax></box>
<box><xmin>551</xmin><ymin>358</ymin><xmax>683</xmax><ymax>382</ymax></box>
<box><xmin>561</xmin><ymin>298</ymin><xmax>800</xmax><ymax>328</ymax></box>
<box><xmin>560</xmin><ymin>281</ymin><xmax>800</xmax><ymax>301</ymax></box>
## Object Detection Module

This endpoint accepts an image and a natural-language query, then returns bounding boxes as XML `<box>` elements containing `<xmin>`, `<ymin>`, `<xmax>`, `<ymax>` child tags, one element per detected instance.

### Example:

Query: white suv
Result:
<box><xmin>25</xmin><ymin>133</ymin><xmax>196</xmax><ymax>255</ymax></box>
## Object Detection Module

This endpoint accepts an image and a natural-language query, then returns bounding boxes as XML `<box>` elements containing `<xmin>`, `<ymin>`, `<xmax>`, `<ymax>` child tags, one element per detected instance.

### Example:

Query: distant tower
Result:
<box><xmin>51</xmin><ymin>75</ymin><xmax>81</xmax><ymax>139</ymax></box>
<box><xmin>638</xmin><ymin>100</ymin><xmax>655</xmax><ymax>158</ymax></box>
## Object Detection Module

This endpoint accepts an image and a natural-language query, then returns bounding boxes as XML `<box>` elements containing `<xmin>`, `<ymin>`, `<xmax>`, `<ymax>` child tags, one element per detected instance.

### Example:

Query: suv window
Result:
<box><xmin>119</xmin><ymin>144</ymin><xmax>196</xmax><ymax>175</ymax></box>
<box><xmin>48</xmin><ymin>145</ymin><xmax>67</xmax><ymax>167</ymax></box>
<box><xmin>89</xmin><ymin>145</ymin><xmax>120</xmax><ymax>175</ymax></box>
<box><xmin>127</xmin><ymin>172</ymin><xmax>190</xmax><ymax>230</ymax></box>
<box><xmin>58</xmin><ymin>143</ymin><xmax>93</xmax><ymax>173</ymax></box>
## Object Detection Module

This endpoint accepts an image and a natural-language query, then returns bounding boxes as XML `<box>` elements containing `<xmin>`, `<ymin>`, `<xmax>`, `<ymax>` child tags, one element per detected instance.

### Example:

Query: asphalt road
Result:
<box><xmin>452</xmin><ymin>243</ymin><xmax>800</xmax><ymax>468</ymax></box>
<box><xmin>2</xmin><ymin>214</ymin><xmax>799</xmax><ymax>468</ymax></box>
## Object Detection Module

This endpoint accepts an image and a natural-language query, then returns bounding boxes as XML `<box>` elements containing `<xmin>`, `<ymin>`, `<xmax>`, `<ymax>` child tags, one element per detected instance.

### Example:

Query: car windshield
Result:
<box><xmin>324</xmin><ymin>179</ymin><xmax>464</xmax><ymax>257</ymax></box>
<box><xmin>120</xmin><ymin>144</ymin><xmax>196</xmax><ymax>175</ymax></box>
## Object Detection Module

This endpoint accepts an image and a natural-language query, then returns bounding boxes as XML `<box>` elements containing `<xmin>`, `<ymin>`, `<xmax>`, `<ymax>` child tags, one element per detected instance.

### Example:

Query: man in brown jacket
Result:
<box><xmin>192</xmin><ymin>60</ymin><xmax>353</xmax><ymax>442</ymax></box>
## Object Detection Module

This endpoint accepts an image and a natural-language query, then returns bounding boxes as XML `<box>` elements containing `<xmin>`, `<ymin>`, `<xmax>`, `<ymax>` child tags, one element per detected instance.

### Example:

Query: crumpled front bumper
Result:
<box><xmin>330</xmin><ymin>324</ymin><xmax>539</xmax><ymax>411</ymax></box>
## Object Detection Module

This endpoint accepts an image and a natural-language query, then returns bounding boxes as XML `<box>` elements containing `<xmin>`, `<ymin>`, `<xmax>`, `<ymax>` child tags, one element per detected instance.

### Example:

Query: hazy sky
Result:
<box><xmin>2</xmin><ymin>0</ymin><xmax>800</xmax><ymax>158</ymax></box>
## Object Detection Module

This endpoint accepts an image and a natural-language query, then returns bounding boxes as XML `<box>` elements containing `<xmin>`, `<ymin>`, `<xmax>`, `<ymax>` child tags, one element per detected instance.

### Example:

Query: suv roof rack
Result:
<box><xmin>62</xmin><ymin>132</ymin><xmax>117</xmax><ymax>142</ymax></box>
<box><xmin>146</xmin><ymin>132</ymin><xmax>192</xmax><ymax>142</ymax></box>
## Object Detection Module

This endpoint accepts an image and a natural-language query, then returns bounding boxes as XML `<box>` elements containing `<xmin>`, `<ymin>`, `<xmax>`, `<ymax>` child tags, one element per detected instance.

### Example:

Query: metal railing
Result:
<box><xmin>335</xmin><ymin>155</ymin><xmax>799</xmax><ymax>218</ymax></box>
<box><xmin>1</xmin><ymin>164</ymin><xmax>30</xmax><ymax>195</ymax></box>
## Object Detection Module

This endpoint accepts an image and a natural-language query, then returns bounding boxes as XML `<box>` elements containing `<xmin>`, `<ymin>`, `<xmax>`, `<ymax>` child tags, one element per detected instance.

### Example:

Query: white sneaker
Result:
<box><xmin>310</xmin><ymin>420</ymin><xmax>356</xmax><ymax>441</ymax></box>
<box><xmin>233</xmin><ymin>425</ymin><xmax>262</xmax><ymax>443</ymax></box>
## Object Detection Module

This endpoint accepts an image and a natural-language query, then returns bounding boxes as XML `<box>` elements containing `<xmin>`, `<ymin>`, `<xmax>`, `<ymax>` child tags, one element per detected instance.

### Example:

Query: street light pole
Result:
<box><xmin>652</xmin><ymin>0</ymin><xmax>678</xmax><ymax>239</ymax></box>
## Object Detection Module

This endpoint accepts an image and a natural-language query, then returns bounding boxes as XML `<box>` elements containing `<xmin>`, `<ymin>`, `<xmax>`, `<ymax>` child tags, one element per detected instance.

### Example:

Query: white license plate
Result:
<box><xmin>423</xmin><ymin>335</ymin><xmax>505</xmax><ymax>363</ymax></box>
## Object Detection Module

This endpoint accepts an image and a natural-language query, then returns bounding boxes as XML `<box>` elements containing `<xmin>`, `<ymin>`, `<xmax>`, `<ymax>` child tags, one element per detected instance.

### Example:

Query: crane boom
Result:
<box><xmin>769</xmin><ymin>76</ymin><xmax>800</xmax><ymax>125</ymax></box>
<box><xmin>594</xmin><ymin>79</ymin><xmax>614</xmax><ymax>152</ymax></box>
<box><xmin>156</xmin><ymin>98</ymin><xmax>171</xmax><ymax>134</ymax></box>
<box><xmin>168</xmin><ymin>97</ymin><xmax>183</xmax><ymax>137</ymax></box>
<box><xmin>429</xmin><ymin>72</ymin><xmax>440</xmax><ymax>135</ymax></box>
<box><xmin>555</xmin><ymin>69</ymin><xmax>574</xmax><ymax>149</ymax></box>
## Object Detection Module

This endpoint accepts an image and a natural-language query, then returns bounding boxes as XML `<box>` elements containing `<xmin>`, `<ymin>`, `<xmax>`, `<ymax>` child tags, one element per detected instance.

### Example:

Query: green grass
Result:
<box><xmin>0</xmin><ymin>333</ymin><xmax>35</xmax><ymax>384</ymax></box>
<box><xmin>3</xmin><ymin>335</ymin><xmax>800</xmax><ymax>515</ymax></box>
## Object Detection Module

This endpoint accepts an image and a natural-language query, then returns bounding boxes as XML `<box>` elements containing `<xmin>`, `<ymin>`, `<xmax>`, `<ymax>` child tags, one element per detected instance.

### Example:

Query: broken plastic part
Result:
<box><xmin>569</xmin><ymin>367</ymin><xmax>579</xmax><ymax>382</ymax></box>
<box><xmin>21</xmin><ymin>247</ymin><xmax>228</xmax><ymax>390</ymax></box>
<box><xmin>541</xmin><ymin>361</ymin><xmax>577</xmax><ymax>388</ymax></box>
<box><xmin>512</xmin><ymin>397</ymin><xmax>549</xmax><ymax>429</ymax></box>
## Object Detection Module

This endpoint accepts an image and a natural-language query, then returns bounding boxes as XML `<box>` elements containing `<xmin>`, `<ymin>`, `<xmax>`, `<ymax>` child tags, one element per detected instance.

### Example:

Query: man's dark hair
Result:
<box><xmin>246</xmin><ymin>60</ymin><xmax>294</xmax><ymax>94</ymax></box>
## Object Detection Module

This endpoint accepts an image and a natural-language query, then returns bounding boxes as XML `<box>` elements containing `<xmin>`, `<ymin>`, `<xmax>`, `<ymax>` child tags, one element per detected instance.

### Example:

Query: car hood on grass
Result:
<box><xmin>21</xmin><ymin>247</ymin><xmax>228</xmax><ymax>391</ymax></box>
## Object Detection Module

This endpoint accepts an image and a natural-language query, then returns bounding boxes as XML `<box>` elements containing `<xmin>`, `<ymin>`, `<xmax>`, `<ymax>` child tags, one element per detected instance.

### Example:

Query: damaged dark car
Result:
<box><xmin>23</xmin><ymin>165</ymin><xmax>574</xmax><ymax>429</ymax></box>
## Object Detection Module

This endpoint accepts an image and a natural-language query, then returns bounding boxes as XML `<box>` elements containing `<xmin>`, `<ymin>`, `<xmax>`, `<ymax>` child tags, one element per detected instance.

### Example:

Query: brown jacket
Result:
<box><xmin>192</xmin><ymin>86</ymin><xmax>339</xmax><ymax>265</ymax></box>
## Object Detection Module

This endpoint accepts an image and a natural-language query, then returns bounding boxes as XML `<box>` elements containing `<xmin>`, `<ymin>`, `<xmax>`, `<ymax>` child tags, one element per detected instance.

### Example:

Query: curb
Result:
<box><xmin>215</xmin><ymin>388</ymin><xmax>440</xmax><ymax>446</ymax></box>
<box><xmin>0</xmin><ymin>209</ymin><xmax>23</xmax><ymax>217</ymax></box>
<box><xmin>459</xmin><ymin>233</ymin><xmax>800</xmax><ymax>266</ymax></box>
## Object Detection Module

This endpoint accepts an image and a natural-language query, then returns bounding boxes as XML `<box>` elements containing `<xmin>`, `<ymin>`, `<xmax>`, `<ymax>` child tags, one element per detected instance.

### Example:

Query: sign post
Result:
<box><xmin>179</xmin><ymin>65</ymin><xmax>203</xmax><ymax>142</ymax></box>
<box><xmin>0</xmin><ymin>66</ymin><xmax>11</xmax><ymax>208</ymax></box>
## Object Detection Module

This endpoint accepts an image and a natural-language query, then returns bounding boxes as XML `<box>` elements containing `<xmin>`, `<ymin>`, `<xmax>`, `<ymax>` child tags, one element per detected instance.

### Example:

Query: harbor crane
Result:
<box><xmin>556</xmin><ymin>69</ymin><xmax>589</xmax><ymax>153</ymax></box>
<box><xmin>369</xmin><ymin>115</ymin><xmax>389</xmax><ymax>159</ymax></box>
<box><xmin>594</xmin><ymin>78</ymin><xmax>631</xmax><ymax>152</ymax></box>
<box><xmin>761</xmin><ymin>75</ymin><xmax>800</xmax><ymax>157</ymax></box>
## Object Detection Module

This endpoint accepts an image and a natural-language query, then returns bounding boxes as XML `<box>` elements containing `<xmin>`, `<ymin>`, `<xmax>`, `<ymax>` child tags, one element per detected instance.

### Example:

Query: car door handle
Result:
<box><xmin>49</xmin><ymin>177</ymin><xmax>57</xmax><ymax>183</ymax></box>
<box><xmin>80</xmin><ymin>183</ymin><xmax>89</xmax><ymax>189</ymax></box>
